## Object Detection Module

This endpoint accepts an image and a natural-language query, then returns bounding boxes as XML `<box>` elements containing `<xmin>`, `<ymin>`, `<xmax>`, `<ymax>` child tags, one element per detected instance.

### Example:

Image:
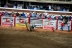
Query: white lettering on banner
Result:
<box><xmin>16</xmin><ymin>17</ymin><xmax>28</xmax><ymax>24</ymax></box>
<box><xmin>58</xmin><ymin>20</ymin><xmax>71</xmax><ymax>30</ymax></box>
<box><xmin>1</xmin><ymin>16</ymin><xmax>14</xmax><ymax>26</ymax></box>
<box><xmin>43</xmin><ymin>19</ymin><xmax>56</xmax><ymax>30</ymax></box>
<box><xmin>30</xmin><ymin>19</ymin><xmax>43</xmax><ymax>27</ymax></box>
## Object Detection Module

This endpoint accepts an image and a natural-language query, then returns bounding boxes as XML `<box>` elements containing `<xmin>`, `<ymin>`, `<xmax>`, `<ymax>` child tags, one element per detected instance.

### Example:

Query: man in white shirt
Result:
<box><xmin>48</xmin><ymin>5</ymin><xmax>51</xmax><ymax>10</ymax></box>
<box><xmin>43</xmin><ymin>11</ymin><xmax>48</xmax><ymax>18</ymax></box>
<box><xmin>51</xmin><ymin>14</ymin><xmax>55</xmax><ymax>20</ymax></box>
<box><xmin>17</xmin><ymin>4</ymin><xmax>22</xmax><ymax>9</ymax></box>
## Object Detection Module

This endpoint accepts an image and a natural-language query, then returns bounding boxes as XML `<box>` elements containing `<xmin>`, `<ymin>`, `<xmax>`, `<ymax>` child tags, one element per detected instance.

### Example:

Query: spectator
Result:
<box><xmin>24</xmin><ymin>12</ymin><xmax>29</xmax><ymax>18</ymax></box>
<box><xmin>60</xmin><ymin>15</ymin><xmax>63</xmax><ymax>21</ymax></box>
<box><xmin>11</xmin><ymin>10</ymin><xmax>14</xmax><ymax>17</ymax></box>
<box><xmin>25</xmin><ymin>13</ymin><xmax>27</xmax><ymax>17</ymax></box>
<box><xmin>37</xmin><ymin>6</ymin><xmax>40</xmax><ymax>10</ymax></box>
<box><xmin>4</xmin><ymin>10</ymin><xmax>9</xmax><ymax>16</ymax></box>
<box><xmin>21</xmin><ymin>12</ymin><xmax>25</xmax><ymax>17</ymax></box>
<box><xmin>58</xmin><ymin>15</ymin><xmax>60</xmax><ymax>20</ymax></box>
<box><xmin>16</xmin><ymin>12</ymin><xmax>19</xmax><ymax>16</ymax></box>
<box><xmin>2</xmin><ymin>10</ymin><xmax>5</xmax><ymax>16</ymax></box>
<box><xmin>30</xmin><ymin>6</ymin><xmax>34</xmax><ymax>9</ymax></box>
<box><xmin>53</xmin><ymin>5</ymin><xmax>57</xmax><ymax>11</ymax></box>
<box><xmin>17</xmin><ymin>4</ymin><xmax>22</xmax><ymax>9</ymax></box>
<box><xmin>57</xmin><ymin>6</ymin><xmax>61</xmax><ymax>11</ymax></box>
<box><xmin>27</xmin><ymin>13</ymin><xmax>29</xmax><ymax>17</ymax></box>
<box><xmin>51</xmin><ymin>14</ymin><xmax>55</xmax><ymax>20</ymax></box>
<box><xmin>43</xmin><ymin>11</ymin><xmax>48</xmax><ymax>18</ymax></box>
<box><xmin>63</xmin><ymin>8</ymin><xmax>66</xmax><ymax>12</ymax></box>
<box><xmin>34</xmin><ymin>6</ymin><xmax>37</xmax><ymax>10</ymax></box>
<box><xmin>40</xmin><ymin>5</ymin><xmax>43</xmax><ymax>10</ymax></box>
<box><xmin>48</xmin><ymin>5</ymin><xmax>51</xmax><ymax>10</ymax></box>
<box><xmin>13</xmin><ymin>5</ymin><xmax>16</xmax><ymax>8</ymax></box>
<box><xmin>36</xmin><ymin>13</ymin><xmax>41</xmax><ymax>19</ymax></box>
<box><xmin>68</xmin><ymin>16</ymin><xmax>71</xmax><ymax>21</ymax></box>
<box><xmin>39</xmin><ymin>13</ymin><xmax>42</xmax><ymax>18</ymax></box>
<box><xmin>4</xmin><ymin>4</ymin><xmax>8</xmax><ymax>8</ymax></box>
<box><xmin>31</xmin><ymin>12</ymin><xmax>36</xmax><ymax>17</ymax></box>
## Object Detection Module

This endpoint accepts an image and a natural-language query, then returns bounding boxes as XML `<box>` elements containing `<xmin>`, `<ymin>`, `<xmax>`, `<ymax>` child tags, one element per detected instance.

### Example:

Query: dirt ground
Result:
<box><xmin>0</xmin><ymin>27</ymin><xmax>72</xmax><ymax>48</ymax></box>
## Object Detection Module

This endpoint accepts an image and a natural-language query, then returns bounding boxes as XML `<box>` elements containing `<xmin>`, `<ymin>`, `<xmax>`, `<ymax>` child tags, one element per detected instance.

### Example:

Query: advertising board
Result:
<box><xmin>1</xmin><ymin>16</ymin><xmax>14</xmax><ymax>26</ymax></box>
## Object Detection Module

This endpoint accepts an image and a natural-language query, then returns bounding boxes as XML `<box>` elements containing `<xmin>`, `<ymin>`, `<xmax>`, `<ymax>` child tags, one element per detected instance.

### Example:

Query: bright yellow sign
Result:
<box><xmin>16</xmin><ymin>23</ymin><xmax>26</xmax><ymax>27</ymax></box>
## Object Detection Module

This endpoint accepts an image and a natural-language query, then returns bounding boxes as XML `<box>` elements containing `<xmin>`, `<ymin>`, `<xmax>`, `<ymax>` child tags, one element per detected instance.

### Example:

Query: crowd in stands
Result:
<box><xmin>4</xmin><ymin>2</ymin><xmax>69</xmax><ymax>12</ymax></box>
<box><xmin>0</xmin><ymin>10</ymin><xmax>72</xmax><ymax>21</ymax></box>
<box><xmin>26</xmin><ymin>5</ymin><xmax>69</xmax><ymax>12</ymax></box>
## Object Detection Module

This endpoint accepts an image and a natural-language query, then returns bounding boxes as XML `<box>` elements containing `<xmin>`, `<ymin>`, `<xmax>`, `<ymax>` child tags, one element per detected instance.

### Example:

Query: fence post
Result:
<box><xmin>0</xmin><ymin>12</ymin><xmax>2</xmax><ymax>26</ymax></box>
<box><xmin>42</xmin><ymin>15</ymin><xmax>44</xmax><ymax>29</ymax></box>
<box><xmin>56</xmin><ymin>17</ymin><xmax>58</xmax><ymax>30</ymax></box>
<box><xmin>14</xmin><ymin>14</ymin><xmax>16</xmax><ymax>27</ymax></box>
<box><xmin>71</xmin><ymin>18</ymin><xmax>72</xmax><ymax>31</ymax></box>
<box><xmin>28</xmin><ymin>14</ymin><xmax>30</xmax><ymax>24</ymax></box>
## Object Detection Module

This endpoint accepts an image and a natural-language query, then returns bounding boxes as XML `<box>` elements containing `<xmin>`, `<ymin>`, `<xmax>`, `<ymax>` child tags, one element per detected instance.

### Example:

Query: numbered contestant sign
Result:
<box><xmin>43</xmin><ymin>19</ymin><xmax>56</xmax><ymax>30</ymax></box>
<box><xmin>16</xmin><ymin>17</ymin><xmax>28</xmax><ymax>27</ymax></box>
<box><xmin>1</xmin><ymin>16</ymin><xmax>14</xmax><ymax>26</ymax></box>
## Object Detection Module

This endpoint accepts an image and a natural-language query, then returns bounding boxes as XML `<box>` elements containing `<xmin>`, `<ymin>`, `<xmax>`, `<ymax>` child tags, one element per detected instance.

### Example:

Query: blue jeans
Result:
<box><xmin>68</xmin><ymin>26</ymin><xmax>70</xmax><ymax>32</ymax></box>
<box><xmin>61</xmin><ymin>26</ymin><xmax>63</xmax><ymax>31</ymax></box>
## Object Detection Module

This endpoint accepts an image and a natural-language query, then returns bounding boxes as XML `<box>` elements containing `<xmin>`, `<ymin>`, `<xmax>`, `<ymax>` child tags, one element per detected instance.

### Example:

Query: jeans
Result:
<box><xmin>61</xmin><ymin>26</ymin><xmax>63</xmax><ymax>31</ymax></box>
<box><xmin>68</xmin><ymin>26</ymin><xmax>70</xmax><ymax>32</ymax></box>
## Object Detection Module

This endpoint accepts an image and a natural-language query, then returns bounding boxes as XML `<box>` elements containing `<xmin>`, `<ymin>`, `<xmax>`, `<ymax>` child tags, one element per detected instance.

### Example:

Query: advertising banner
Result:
<box><xmin>16</xmin><ymin>17</ymin><xmax>28</xmax><ymax>27</ymax></box>
<box><xmin>58</xmin><ymin>20</ymin><xmax>71</xmax><ymax>30</ymax></box>
<box><xmin>43</xmin><ymin>19</ymin><xmax>56</xmax><ymax>30</ymax></box>
<box><xmin>1</xmin><ymin>16</ymin><xmax>14</xmax><ymax>26</ymax></box>
<box><xmin>30</xmin><ymin>18</ymin><xmax>43</xmax><ymax>27</ymax></box>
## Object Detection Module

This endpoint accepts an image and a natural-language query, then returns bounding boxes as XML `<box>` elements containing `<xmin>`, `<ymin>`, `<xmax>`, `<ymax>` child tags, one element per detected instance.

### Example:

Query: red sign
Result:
<box><xmin>2</xmin><ymin>22</ymin><xmax>10</xmax><ymax>26</ymax></box>
<box><xmin>6</xmin><ymin>18</ymin><xmax>10</xmax><ymax>22</ymax></box>
<box><xmin>43</xmin><ymin>26</ymin><xmax>53</xmax><ymax>30</ymax></box>
<box><xmin>19</xmin><ymin>18</ymin><xmax>24</xmax><ymax>23</ymax></box>
<box><xmin>1</xmin><ymin>16</ymin><xmax>14</xmax><ymax>26</ymax></box>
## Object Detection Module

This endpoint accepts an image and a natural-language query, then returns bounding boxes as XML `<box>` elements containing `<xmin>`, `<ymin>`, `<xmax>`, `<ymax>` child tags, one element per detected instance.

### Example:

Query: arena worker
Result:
<box><xmin>61</xmin><ymin>21</ymin><xmax>65</xmax><ymax>31</ymax></box>
<box><xmin>67</xmin><ymin>23</ymin><xmax>70</xmax><ymax>32</ymax></box>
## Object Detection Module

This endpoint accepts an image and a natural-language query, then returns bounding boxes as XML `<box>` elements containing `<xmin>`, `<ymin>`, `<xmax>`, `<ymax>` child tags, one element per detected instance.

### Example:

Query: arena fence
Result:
<box><xmin>0</xmin><ymin>15</ymin><xmax>72</xmax><ymax>31</ymax></box>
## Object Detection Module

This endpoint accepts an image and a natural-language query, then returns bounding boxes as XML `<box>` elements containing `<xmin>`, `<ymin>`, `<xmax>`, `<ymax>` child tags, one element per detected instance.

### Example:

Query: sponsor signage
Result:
<box><xmin>16</xmin><ymin>17</ymin><xmax>28</xmax><ymax>27</ymax></box>
<box><xmin>30</xmin><ymin>19</ymin><xmax>43</xmax><ymax>27</ymax></box>
<box><xmin>1</xmin><ymin>16</ymin><xmax>14</xmax><ymax>26</ymax></box>
<box><xmin>43</xmin><ymin>19</ymin><xmax>56</xmax><ymax>30</ymax></box>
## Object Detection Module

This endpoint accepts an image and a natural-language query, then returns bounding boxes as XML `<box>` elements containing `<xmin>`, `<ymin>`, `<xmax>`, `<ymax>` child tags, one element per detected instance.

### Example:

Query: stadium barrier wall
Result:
<box><xmin>15</xmin><ymin>17</ymin><xmax>28</xmax><ymax>27</ymax></box>
<box><xmin>30</xmin><ymin>18</ymin><xmax>43</xmax><ymax>27</ymax></box>
<box><xmin>0</xmin><ymin>15</ymin><xmax>72</xmax><ymax>31</ymax></box>
<box><xmin>71</xmin><ymin>19</ymin><xmax>72</xmax><ymax>31</ymax></box>
<box><xmin>1</xmin><ymin>16</ymin><xmax>14</xmax><ymax>26</ymax></box>
<box><xmin>43</xmin><ymin>19</ymin><xmax>56</xmax><ymax>30</ymax></box>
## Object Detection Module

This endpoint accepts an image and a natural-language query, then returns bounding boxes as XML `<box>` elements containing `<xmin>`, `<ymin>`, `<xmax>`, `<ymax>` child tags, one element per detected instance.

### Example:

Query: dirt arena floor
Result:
<box><xmin>0</xmin><ymin>26</ymin><xmax>72</xmax><ymax>48</ymax></box>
